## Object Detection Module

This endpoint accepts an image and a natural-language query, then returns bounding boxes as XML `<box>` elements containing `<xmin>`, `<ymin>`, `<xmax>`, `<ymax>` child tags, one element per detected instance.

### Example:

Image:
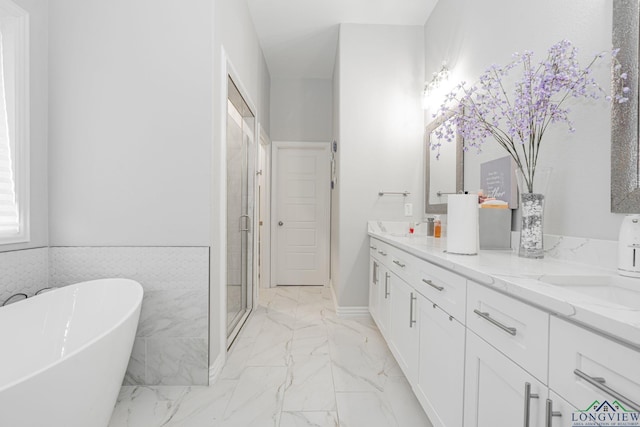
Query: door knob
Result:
<box><xmin>278</xmin><ymin>221</ymin><xmax>284</xmax><ymax>226</ymax></box>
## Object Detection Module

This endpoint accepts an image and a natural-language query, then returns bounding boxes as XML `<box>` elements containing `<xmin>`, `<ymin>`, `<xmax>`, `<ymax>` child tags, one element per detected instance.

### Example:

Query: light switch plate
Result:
<box><xmin>404</xmin><ymin>203</ymin><xmax>413</xmax><ymax>217</ymax></box>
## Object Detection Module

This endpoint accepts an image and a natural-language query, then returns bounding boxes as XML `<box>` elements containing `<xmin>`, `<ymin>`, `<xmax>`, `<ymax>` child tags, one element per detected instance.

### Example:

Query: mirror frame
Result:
<box><xmin>424</xmin><ymin>112</ymin><xmax>464</xmax><ymax>215</ymax></box>
<box><xmin>612</xmin><ymin>0</ymin><xmax>640</xmax><ymax>213</ymax></box>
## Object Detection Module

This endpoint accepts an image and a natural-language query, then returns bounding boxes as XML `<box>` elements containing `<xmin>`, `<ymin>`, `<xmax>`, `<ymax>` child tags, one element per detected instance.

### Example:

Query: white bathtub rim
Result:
<box><xmin>0</xmin><ymin>278</ymin><xmax>143</xmax><ymax>393</ymax></box>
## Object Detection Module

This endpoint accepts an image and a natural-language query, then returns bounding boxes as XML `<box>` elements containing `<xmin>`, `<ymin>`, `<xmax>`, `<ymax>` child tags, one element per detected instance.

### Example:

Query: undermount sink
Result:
<box><xmin>530</xmin><ymin>275</ymin><xmax>640</xmax><ymax>310</ymax></box>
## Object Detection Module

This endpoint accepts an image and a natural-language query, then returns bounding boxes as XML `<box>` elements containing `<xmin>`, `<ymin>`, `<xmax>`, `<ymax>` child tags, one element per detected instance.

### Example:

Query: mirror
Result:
<box><xmin>612</xmin><ymin>0</ymin><xmax>640</xmax><ymax>213</ymax></box>
<box><xmin>425</xmin><ymin>113</ymin><xmax>464</xmax><ymax>214</ymax></box>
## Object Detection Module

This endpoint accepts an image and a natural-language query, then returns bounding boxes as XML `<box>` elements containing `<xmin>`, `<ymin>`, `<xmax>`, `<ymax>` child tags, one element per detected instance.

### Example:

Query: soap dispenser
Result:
<box><xmin>618</xmin><ymin>214</ymin><xmax>640</xmax><ymax>278</ymax></box>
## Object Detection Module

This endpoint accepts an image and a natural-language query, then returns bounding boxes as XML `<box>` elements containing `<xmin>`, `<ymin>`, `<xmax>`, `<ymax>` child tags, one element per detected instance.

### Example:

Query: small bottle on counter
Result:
<box><xmin>426</xmin><ymin>217</ymin><xmax>435</xmax><ymax>236</ymax></box>
<box><xmin>409</xmin><ymin>221</ymin><xmax>415</xmax><ymax>235</ymax></box>
<box><xmin>434</xmin><ymin>215</ymin><xmax>442</xmax><ymax>238</ymax></box>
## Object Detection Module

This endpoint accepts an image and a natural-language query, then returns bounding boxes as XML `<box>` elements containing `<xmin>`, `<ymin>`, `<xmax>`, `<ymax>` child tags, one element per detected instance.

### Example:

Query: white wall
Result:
<box><xmin>424</xmin><ymin>0</ymin><xmax>623</xmax><ymax>240</ymax></box>
<box><xmin>211</xmin><ymin>0</ymin><xmax>271</xmax><ymax>366</ymax></box>
<box><xmin>1</xmin><ymin>0</ymin><xmax>47</xmax><ymax>253</ymax></box>
<box><xmin>335</xmin><ymin>24</ymin><xmax>424</xmax><ymax>307</ymax></box>
<box><xmin>270</xmin><ymin>78</ymin><xmax>333</xmax><ymax>142</ymax></box>
<box><xmin>48</xmin><ymin>0</ymin><xmax>213</xmax><ymax>247</ymax></box>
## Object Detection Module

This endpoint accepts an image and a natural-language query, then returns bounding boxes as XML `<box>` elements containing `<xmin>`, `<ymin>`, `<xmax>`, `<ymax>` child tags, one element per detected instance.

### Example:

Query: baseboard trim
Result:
<box><xmin>329</xmin><ymin>283</ymin><xmax>371</xmax><ymax>318</ymax></box>
<box><xmin>335</xmin><ymin>305</ymin><xmax>370</xmax><ymax>317</ymax></box>
<box><xmin>208</xmin><ymin>352</ymin><xmax>225</xmax><ymax>384</ymax></box>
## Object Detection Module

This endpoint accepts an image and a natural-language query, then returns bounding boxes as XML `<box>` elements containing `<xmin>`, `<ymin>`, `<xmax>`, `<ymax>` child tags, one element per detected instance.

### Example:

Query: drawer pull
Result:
<box><xmin>544</xmin><ymin>399</ymin><xmax>562</xmax><ymax>427</ymax></box>
<box><xmin>373</xmin><ymin>262</ymin><xmax>379</xmax><ymax>284</ymax></box>
<box><xmin>378</xmin><ymin>250</ymin><xmax>387</xmax><ymax>256</ymax></box>
<box><xmin>473</xmin><ymin>309</ymin><xmax>517</xmax><ymax>336</ymax></box>
<box><xmin>393</xmin><ymin>260</ymin><xmax>406</xmax><ymax>268</ymax></box>
<box><xmin>370</xmin><ymin>246</ymin><xmax>377</xmax><ymax>250</ymax></box>
<box><xmin>422</xmin><ymin>278</ymin><xmax>444</xmax><ymax>291</ymax></box>
<box><xmin>573</xmin><ymin>369</ymin><xmax>640</xmax><ymax>412</ymax></box>
<box><xmin>384</xmin><ymin>273</ymin><xmax>390</xmax><ymax>298</ymax></box>
<box><xmin>524</xmin><ymin>382</ymin><xmax>539</xmax><ymax>427</ymax></box>
<box><xmin>409</xmin><ymin>293</ymin><xmax>417</xmax><ymax>328</ymax></box>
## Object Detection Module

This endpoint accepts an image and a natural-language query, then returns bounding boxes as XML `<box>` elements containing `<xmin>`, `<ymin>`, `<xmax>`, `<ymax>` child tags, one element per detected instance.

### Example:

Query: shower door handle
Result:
<box><xmin>240</xmin><ymin>215</ymin><xmax>250</xmax><ymax>232</ymax></box>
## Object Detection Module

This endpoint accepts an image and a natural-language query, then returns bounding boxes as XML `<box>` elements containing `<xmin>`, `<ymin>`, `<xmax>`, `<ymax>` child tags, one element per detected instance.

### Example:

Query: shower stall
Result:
<box><xmin>226</xmin><ymin>76</ymin><xmax>255</xmax><ymax>345</ymax></box>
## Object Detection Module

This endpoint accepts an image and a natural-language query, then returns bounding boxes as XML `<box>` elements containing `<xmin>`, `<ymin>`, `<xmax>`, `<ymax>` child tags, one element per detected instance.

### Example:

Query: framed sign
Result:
<box><xmin>480</xmin><ymin>156</ymin><xmax>518</xmax><ymax>209</ymax></box>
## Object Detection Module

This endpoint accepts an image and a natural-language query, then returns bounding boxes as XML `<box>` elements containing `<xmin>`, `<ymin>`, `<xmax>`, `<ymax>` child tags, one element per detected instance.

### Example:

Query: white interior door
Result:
<box><xmin>273</xmin><ymin>142</ymin><xmax>330</xmax><ymax>286</ymax></box>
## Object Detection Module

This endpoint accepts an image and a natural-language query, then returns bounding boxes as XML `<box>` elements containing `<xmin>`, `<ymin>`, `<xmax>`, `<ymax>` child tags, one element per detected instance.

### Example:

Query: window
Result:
<box><xmin>0</xmin><ymin>0</ymin><xmax>28</xmax><ymax>245</ymax></box>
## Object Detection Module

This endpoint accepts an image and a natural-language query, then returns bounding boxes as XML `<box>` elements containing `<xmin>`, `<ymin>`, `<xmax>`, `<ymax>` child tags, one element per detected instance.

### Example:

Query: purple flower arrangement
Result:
<box><xmin>433</xmin><ymin>40</ymin><xmax>628</xmax><ymax>193</ymax></box>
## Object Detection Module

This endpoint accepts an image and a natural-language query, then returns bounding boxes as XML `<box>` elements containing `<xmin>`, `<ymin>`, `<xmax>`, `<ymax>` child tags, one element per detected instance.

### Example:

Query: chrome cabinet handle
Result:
<box><xmin>544</xmin><ymin>399</ymin><xmax>562</xmax><ymax>427</ymax></box>
<box><xmin>378</xmin><ymin>250</ymin><xmax>387</xmax><ymax>256</ymax></box>
<box><xmin>473</xmin><ymin>309</ymin><xmax>517</xmax><ymax>336</ymax></box>
<box><xmin>393</xmin><ymin>260</ymin><xmax>406</xmax><ymax>268</ymax></box>
<box><xmin>409</xmin><ymin>292</ymin><xmax>417</xmax><ymax>328</ymax></box>
<box><xmin>370</xmin><ymin>246</ymin><xmax>377</xmax><ymax>250</ymax></box>
<box><xmin>384</xmin><ymin>273</ymin><xmax>390</xmax><ymax>298</ymax></box>
<box><xmin>523</xmin><ymin>382</ymin><xmax>539</xmax><ymax>427</ymax></box>
<box><xmin>422</xmin><ymin>278</ymin><xmax>444</xmax><ymax>291</ymax></box>
<box><xmin>574</xmin><ymin>369</ymin><xmax>640</xmax><ymax>412</ymax></box>
<box><xmin>373</xmin><ymin>262</ymin><xmax>379</xmax><ymax>284</ymax></box>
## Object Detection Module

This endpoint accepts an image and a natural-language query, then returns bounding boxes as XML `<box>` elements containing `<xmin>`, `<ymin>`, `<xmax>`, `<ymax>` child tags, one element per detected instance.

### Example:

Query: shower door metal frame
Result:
<box><xmin>225</xmin><ymin>75</ymin><xmax>256</xmax><ymax>348</ymax></box>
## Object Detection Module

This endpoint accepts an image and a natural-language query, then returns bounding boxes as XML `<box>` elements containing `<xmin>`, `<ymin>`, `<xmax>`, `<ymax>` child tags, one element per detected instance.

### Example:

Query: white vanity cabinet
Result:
<box><xmin>548</xmin><ymin>316</ymin><xmax>640</xmax><ymax>415</ymax></box>
<box><xmin>370</xmin><ymin>238</ymin><xmax>392</xmax><ymax>335</ymax></box>
<box><xmin>367</xmin><ymin>235</ymin><xmax>640</xmax><ymax>427</ymax></box>
<box><xmin>388</xmin><ymin>273</ymin><xmax>420</xmax><ymax>380</ymax></box>
<box><xmin>368</xmin><ymin>237</ymin><xmax>467</xmax><ymax>427</ymax></box>
<box><xmin>416</xmin><ymin>298</ymin><xmax>465</xmax><ymax>427</ymax></box>
<box><xmin>464</xmin><ymin>330</ymin><xmax>547</xmax><ymax>427</ymax></box>
<box><xmin>466</xmin><ymin>281</ymin><xmax>549</xmax><ymax>383</ymax></box>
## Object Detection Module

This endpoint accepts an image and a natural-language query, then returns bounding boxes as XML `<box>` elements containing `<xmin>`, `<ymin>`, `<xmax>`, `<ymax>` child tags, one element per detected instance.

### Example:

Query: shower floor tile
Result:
<box><xmin>108</xmin><ymin>286</ymin><xmax>432</xmax><ymax>427</ymax></box>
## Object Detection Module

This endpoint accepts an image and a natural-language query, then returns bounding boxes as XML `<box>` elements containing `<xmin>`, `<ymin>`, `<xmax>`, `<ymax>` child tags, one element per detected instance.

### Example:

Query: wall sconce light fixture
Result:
<box><xmin>422</xmin><ymin>62</ymin><xmax>450</xmax><ymax>109</ymax></box>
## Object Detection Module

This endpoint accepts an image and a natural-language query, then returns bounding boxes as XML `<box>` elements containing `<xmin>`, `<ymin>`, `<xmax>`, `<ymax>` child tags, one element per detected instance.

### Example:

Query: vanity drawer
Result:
<box><xmin>414</xmin><ymin>258</ymin><xmax>467</xmax><ymax>321</ymax></box>
<box><xmin>370</xmin><ymin>238</ymin><xmax>390</xmax><ymax>263</ymax></box>
<box><xmin>467</xmin><ymin>282</ymin><xmax>549</xmax><ymax>382</ymax></box>
<box><xmin>549</xmin><ymin>316</ymin><xmax>640</xmax><ymax>413</ymax></box>
<box><xmin>387</xmin><ymin>246</ymin><xmax>414</xmax><ymax>284</ymax></box>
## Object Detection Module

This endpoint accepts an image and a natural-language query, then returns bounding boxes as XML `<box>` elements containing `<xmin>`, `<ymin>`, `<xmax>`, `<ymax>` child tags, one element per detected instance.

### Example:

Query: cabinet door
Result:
<box><xmin>369</xmin><ymin>257</ymin><xmax>380</xmax><ymax>321</ymax></box>
<box><xmin>388</xmin><ymin>274</ymin><xmax>420</xmax><ymax>380</ymax></box>
<box><xmin>549</xmin><ymin>316</ymin><xmax>640</xmax><ymax>414</ymax></box>
<box><xmin>467</xmin><ymin>281</ymin><xmax>549</xmax><ymax>383</ymax></box>
<box><xmin>464</xmin><ymin>331</ymin><xmax>546</xmax><ymax>427</ymax></box>
<box><xmin>377</xmin><ymin>265</ymin><xmax>392</xmax><ymax>337</ymax></box>
<box><xmin>547</xmin><ymin>391</ymin><xmax>578</xmax><ymax>427</ymax></box>
<box><xmin>416</xmin><ymin>296</ymin><xmax>465</xmax><ymax>427</ymax></box>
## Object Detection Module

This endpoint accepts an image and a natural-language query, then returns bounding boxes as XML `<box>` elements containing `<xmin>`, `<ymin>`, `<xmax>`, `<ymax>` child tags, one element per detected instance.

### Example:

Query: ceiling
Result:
<box><xmin>247</xmin><ymin>0</ymin><xmax>439</xmax><ymax>79</ymax></box>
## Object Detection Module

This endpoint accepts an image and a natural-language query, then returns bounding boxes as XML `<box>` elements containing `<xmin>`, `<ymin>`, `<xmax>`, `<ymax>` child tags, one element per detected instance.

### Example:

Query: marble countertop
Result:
<box><xmin>368</xmin><ymin>223</ymin><xmax>640</xmax><ymax>349</ymax></box>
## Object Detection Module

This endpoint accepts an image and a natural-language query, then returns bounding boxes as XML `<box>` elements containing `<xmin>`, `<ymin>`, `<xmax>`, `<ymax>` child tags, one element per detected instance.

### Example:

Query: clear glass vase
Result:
<box><xmin>516</xmin><ymin>168</ymin><xmax>552</xmax><ymax>259</ymax></box>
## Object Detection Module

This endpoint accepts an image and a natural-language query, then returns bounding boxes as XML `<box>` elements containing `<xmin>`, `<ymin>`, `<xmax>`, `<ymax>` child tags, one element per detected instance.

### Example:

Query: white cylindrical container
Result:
<box><xmin>447</xmin><ymin>194</ymin><xmax>479</xmax><ymax>255</ymax></box>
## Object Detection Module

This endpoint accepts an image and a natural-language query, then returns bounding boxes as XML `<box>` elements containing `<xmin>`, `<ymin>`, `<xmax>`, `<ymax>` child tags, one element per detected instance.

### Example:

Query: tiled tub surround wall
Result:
<box><xmin>49</xmin><ymin>247</ymin><xmax>209</xmax><ymax>386</ymax></box>
<box><xmin>0</xmin><ymin>247</ymin><xmax>49</xmax><ymax>305</ymax></box>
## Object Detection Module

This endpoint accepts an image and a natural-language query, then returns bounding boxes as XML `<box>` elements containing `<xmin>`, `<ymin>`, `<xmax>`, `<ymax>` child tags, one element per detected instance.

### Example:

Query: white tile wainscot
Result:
<box><xmin>368</xmin><ymin>221</ymin><xmax>640</xmax><ymax>427</ymax></box>
<box><xmin>0</xmin><ymin>247</ymin><xmax>49</xmax><ymax>304</ymax></box>
<box><xmin>49</xmin><ymin>246</ymin><xmax>209</xmax><ymax>386</ymax></box>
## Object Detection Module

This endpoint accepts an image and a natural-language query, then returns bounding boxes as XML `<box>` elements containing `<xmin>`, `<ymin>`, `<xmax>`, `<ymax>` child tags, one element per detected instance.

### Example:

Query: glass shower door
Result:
<box><xmin>226</xmin><ymin>77</ymin><xmax>254</xmax><ymax>343</ymax></box>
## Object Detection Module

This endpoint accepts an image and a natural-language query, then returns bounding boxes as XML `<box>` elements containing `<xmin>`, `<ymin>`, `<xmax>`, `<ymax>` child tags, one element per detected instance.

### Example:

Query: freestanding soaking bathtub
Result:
<box><xmin>0</xmin><ymin>278</ymin><xmax>143</xmax><ymax>427</ymax></box>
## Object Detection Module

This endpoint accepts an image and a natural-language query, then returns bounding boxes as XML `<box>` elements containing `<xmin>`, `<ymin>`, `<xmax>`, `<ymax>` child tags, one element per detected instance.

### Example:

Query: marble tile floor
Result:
<box><xmin>108</xmin><ymin>286</ymin><xmax>433</xmax><ymax>427</ymax></box>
